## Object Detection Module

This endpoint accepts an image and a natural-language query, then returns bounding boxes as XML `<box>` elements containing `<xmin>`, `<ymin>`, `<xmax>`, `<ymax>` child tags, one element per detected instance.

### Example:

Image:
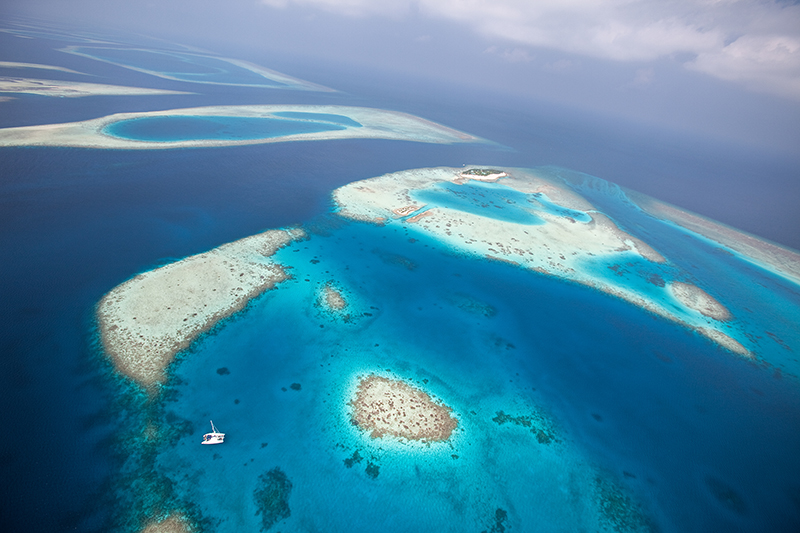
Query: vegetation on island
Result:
<box><xmin>462</xmin><ymin>168</ymin><xmax>504</xmax><ymax>176</ymax></box>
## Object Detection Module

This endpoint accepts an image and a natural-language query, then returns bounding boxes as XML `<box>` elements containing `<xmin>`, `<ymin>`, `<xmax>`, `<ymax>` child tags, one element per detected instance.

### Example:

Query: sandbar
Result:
<box><xmin>97</xmin><ymin>228</ymin><xmax>303</xmax><ymax>388</ymax></box>
<box><xmin>0</xmin><ymin>61</ymin><xmax>85</xmax><ymax>74</ymax></box>
<box><xmin>61</xmin><ymin>45</ymin><xmax>334</xmax><ymax>91</ymax></box>
<box><xmin>350</xmin><ymin>375</ymin><xmax>458</xmax><ymax>442</ymax></box>
<box><xmin>320</xmin><ymin>283</ymin><xmax>347</xmax><ymax>311</ymax></box>
<box><xmin>0</xmin><ymin>77</ymin><xmax>191</xmax><ymax>98</ymax></box>
<box><xmin>333</xmin><ymin>166</ymin><xmax>750</xmax><ymax>357</ymax></box>
<box><xmin>0</xmin><ymin>104</ymin><xmax>484</xmax><ymax>149</ymax></box>
<box><xmin>669</xmin><ymin>281</ymin><xmax>731</xmax><ymax>321</ymax></box>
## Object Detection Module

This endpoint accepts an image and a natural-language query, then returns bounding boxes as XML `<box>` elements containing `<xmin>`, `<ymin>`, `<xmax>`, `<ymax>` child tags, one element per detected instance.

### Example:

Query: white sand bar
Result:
<box><xmin>334</xmin><ymin>166</ymin><xmax>750</xmax><ymax>357</ymax></box>
<box><xmin>60</xmin><ymin>46</ymin><xmax>333</xmax><ymax>91</ymax></box>
<box><xmin>669</xmin><ymin>281</ymin><xmax>731</xmax><ymax>321</ymax></box>
<box><xmin>0</xmin><ymin>61</ymin><xmax>85</xmax><ymax>74</ymax></box>
<box><xmin>0</xmin><ymin>104</ymin><xmax>484</xmax><ymax>149</ymax></box>
<box><xmin>0</xmin><ymin>77</ymin><xmax>191</xmax><ymax>98</ymax></box>
<box><xmin>97</xmin><ymin>229</ymin><xmax>304</xmax><ymax>387</ymax></box>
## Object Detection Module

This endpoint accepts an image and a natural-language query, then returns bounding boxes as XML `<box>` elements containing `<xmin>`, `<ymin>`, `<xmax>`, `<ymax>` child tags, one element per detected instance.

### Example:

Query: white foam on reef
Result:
<box><xmin>97</xmin><ymin>228</ymin><xmax>305</xmax><ymax>388</ymax></box>
<box><xmin>60</xmin><ymin>45</ymin><xmax>335</xmax><ymax>91</ymax></box>
<box><xmin>0</xmin><ymin>104</ymin><xmax>485</xmax><ymax>148</ymax></box>
<box><xmin>333</xmin><ymin>166</ymin><xmax>751</xmax><ymax>357</ymax></box>
<box><xmin>0</xmin><ymin>77</ymin><xmax>191</xmax><ymax>98</ymax></box>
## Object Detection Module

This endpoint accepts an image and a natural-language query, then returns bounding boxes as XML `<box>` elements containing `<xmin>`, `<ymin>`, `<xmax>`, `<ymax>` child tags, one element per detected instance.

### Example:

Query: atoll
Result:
<box><xmin>0</xmin><ymin>105</ymin><xmax>485</xmax><ymax>149</ymax></box>
<box><xmin>332</xmin><ymin>166</ymin><xmax>751</xmax><ymax>357</ymax></box>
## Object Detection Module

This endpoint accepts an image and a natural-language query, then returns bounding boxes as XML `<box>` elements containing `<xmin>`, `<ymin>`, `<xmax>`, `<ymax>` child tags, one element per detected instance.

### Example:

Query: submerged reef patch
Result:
<box><xmin>343</xmin><ymin>450</ymin><xmax>363</xmax><ymax>468</ymax></box>
<box><xmin>480</xmin><ymin>508</ymin><xmax>509</xmax><ymax>533</ymax></box>
<box><xmin>253</xmin><ymin>468</ymin><xmax>292</xmax><ymax>532</ymax></box>
<box><xmin>595</xmin><ymin>476</ymin><xmax>654</xmax><ymax>532</ymax></box>
<box><xmin>350</xmin><ymin>374</ymin><xmax>458</xmax><ymax>442</ymax></box>
<box><xmin>492</xmin><ymin>410</ymin><xmax>559</xmax><ymax>445</ymax></box>
<box><xmin>365</xmin><ymin>461</ymin><xmax>380</xmax><ymax>479</ymax></box>
<box><xmin>705</xmin><ymin>476</ymin><xmax>747</xmax><ymax>514</ymax></box>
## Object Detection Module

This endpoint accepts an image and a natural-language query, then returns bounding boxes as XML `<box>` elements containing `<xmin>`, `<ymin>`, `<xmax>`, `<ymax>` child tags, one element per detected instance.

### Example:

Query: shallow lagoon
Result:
<box><xmin>141</xmin><ymin>198</ymin><xmax>800</xmax><ymax>532</ymax></box>
<box><xmin>2</xmin><ymin>21</ymin><xmax>800</xmax><ymax>533</ymax></box>
<box><xmin>103</xmin><ymin>115</ymin><xmax>348</xmax><ymax>142</ymax></box>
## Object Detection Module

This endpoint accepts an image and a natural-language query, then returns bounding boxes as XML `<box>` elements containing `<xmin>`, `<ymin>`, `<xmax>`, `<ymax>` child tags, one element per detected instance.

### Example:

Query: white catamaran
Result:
<box><xmin>202</xmin><ymin>420</ymin><xmax>225</xmax><ymax>445</ymax></box>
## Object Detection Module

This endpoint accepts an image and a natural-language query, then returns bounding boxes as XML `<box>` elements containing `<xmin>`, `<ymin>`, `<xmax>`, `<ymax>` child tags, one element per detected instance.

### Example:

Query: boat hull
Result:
<box><xmin>202</xmin><ymin>433</ymin><xmax>225</xmax><ymax>445</ymax></box>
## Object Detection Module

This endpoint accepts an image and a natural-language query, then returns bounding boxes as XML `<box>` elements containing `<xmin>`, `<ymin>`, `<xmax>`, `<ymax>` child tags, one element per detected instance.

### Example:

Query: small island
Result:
<box><xmin>350</xmin><ymin>375</ymin><xmax>458</xmax><ymax>442</ymax></box>
<box><xmin>320</xmin><ymin>283</ymin><xmax>347</xmax><ymax>311</ymax></box>
<box><xmin>455</xmin><ymin>168</ymin><xmax>508</xmax><ymax>183</ymax></box>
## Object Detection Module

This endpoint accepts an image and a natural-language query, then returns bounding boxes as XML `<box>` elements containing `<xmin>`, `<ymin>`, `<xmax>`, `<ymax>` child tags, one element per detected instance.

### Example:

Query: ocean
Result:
<box><xmin>1</xmin><ymin>23</ymin><xmax>799</xmax><ymax>533</ymax></box>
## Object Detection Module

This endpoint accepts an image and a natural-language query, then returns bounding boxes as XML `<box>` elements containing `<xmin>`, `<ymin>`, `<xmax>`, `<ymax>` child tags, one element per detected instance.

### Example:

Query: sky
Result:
<box><xmin>3</xmin><ymin>0</ymin><xmax>800</xmax><ymax>154</ymax></box>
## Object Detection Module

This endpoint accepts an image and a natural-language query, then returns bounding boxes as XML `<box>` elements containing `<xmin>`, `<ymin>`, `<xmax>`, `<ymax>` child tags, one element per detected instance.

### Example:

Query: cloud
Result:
<box><xmin>634</xmin><ymin>67</ymin><xmax>655</xmax><ymax>85</ymax></box>
<box><xmin>259</xmin><ymin>0</ymin><xmax>411</xmax><ymax>18</ymax></box>
<box><xmin>544</xmin><ymin>59</ymin><xmax>577</xmax><ymax>71</ymax></box>
<box><xmin>260</xmin><ymin>0</ymin><xmax>800</xmax><ymax>99</ymax></box>
<box><xmin>687</xmin><ymin>32</ymin><xmax>800</xmax><ymax>99</ymax></box>
<box><xmin>484</xmin><ymin>45</ymin><xmax>535</xmax><ymax>63</ymax></box>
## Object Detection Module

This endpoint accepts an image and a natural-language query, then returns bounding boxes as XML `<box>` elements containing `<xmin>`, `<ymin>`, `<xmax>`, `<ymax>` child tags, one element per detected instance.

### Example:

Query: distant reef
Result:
<box><xmin>333</xmin><ymin>166</ymin><xmax>752</xmax><ymax>357</ymax></box>
<box><xmin>0</xmin><ymin>105</ymin><xmax>486</xmax><ymax>149</ymax></box>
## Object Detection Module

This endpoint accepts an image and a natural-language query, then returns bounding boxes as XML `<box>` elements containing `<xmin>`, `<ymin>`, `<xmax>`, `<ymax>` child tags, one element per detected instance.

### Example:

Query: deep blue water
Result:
<box><xmin>103</xmin><ymin>115</ymin><xmax>347</xmax><ymax>142</ymax></box>
<box><xmin>1</xmin><ymin>22</ymin><xmax>800</xmax><ymax>533</ymax></box>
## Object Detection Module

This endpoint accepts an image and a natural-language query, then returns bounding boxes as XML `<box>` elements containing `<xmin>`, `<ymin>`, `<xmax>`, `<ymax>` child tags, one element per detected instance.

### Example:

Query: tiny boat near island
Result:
<box><xmin>201</xmin><ymin>420</ymin><xmax>225</xmax><ymax>445</ymax></box>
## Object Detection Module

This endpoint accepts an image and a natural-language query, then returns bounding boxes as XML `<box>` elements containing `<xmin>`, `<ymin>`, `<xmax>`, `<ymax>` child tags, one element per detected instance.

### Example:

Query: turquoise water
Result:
<box><xmin>414</xmin><ymin>181</ymin><xmax>592</xmax><ymax>225</ymax></box>
<box><xmin>272</xmin><ymin>112</ymin><xmax>362</xmax><ymax>128</ymax></box>
<box><xmin>4</xmin><ymin>25</ymin><xmax>800</xmax><ymax>533</ymax></box>
<box><xmin>122</xmin><ymin>178</ymin><xmax>800</xmax><ymax>532</ymax></box>
<box><xmin>103</xmin><ymin>115</ymin><xmax>347</xmax><ymax>142</ymax></box>
<box><xmin>414</xmin><ymin>181</ymin><xmax>545</xmax><ymax>224</ymax></box>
